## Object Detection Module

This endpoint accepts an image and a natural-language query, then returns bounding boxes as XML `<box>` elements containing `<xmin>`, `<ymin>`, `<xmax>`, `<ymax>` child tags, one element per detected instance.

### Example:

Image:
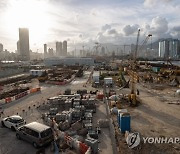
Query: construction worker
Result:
<box><xmin>53</xmin><ymin>131</ymin><xmax>60</xmax><ymax>153</ymax></box>
<box><xmin>50</xmin><ymin>118</ymin><xmax>60</xmax><ymax>152</ymax></box>
<box><xmin>128</xmin><ymin>94</ymin><xmax>132</xmax><ymax>106</ymax></box>
<box><xmin>137</xmin><ymin>89</ymin><xmax>139</xmax><ymax>95</ymax></box>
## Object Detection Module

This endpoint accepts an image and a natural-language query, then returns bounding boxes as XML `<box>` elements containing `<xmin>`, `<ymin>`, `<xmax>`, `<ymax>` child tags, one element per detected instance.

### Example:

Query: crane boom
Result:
<box><xmin>134</xmin><ymin>29</ymin><xmax>140</xmax><ymax>61</ymax></box>
<box><xmin>129</xmin><ymin>29</ymin><xmax>140</xmax><ymax>105</ymax></box>
<box><xmin>138</xmin><ymin>34</ymin><xmax>152</xmax><ymax>53</ymax></box>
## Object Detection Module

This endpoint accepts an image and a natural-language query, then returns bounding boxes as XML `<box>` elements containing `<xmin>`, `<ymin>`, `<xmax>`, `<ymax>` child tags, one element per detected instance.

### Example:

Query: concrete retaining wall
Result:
<box><xmin>0</xmin><ymin>68</ymin><xmax>24</xmax><ymax>78</ymax></box>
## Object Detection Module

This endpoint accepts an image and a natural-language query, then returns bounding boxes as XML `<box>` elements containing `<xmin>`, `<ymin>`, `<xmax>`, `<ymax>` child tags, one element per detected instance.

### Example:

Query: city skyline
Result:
<box><xmin>0</xmin><ymin>0</ymin><xmax>180</xmax><ymax>53</ymax></box>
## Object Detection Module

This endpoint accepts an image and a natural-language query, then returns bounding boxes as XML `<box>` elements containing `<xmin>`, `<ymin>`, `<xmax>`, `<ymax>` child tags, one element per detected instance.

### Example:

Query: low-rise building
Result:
<box><xmin>44</xmin><ymin>57</ymin><xmax>94</xmax><ymax>66</ymax></box>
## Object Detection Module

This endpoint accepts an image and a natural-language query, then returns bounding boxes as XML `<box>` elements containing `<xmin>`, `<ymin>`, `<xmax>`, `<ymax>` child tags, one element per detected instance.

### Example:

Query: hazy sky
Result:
<box><xmin>0</xmin><ymin>0</ymin><xmax>180</xmax><ymax>53</ymax></box>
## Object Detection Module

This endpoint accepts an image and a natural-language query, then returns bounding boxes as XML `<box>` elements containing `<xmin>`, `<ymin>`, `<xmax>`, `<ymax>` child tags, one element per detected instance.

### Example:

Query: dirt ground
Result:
<box><xmin>112</xmin><ymin>81</ymin><xmax>180</xmax><ymax>154</ymax></box>
<box><xmin>0</xmin><ymin>71</ymin><xmax>114</xmax><ymax>154</ymax></box>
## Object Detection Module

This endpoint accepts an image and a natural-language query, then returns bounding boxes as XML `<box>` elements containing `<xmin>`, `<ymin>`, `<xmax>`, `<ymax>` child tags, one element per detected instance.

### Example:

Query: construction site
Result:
<box><xmin>0</xmin><ymin>29</ymin><xmax>180</xmax><ymax>154</ymax></box>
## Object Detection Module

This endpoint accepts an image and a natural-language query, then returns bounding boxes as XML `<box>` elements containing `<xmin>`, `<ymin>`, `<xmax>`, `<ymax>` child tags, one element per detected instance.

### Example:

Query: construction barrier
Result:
<box><xmin>30</xmin><ymin>87</ymin><xmax>41</xmax><ymax>93</ymax></box>
<box><xmin>85</xmin><ymin>147</ymin><xmax>91</xmax><ymax>154</ymax></box>
<box><xmin>96</xmin><ymin>93</ymin><xmax>104</xmax><ymax>100</ymax></box>
<box><xmin>56</xmin><ymin>81</ymin><xmax>66</xmax><ymax>85</ymax></box>
<box><xmin>37</xmin><ymin>87</ymin><xmax>41</xmax><ymax>91</ymax></box>
<box><xmin>64</xmin><ymin>134</ymin><xmax>73</xmax><ymax>148</ymax></box>
<box><xmin>46</xmin><ymin>81</ymin><xmax>65</xmax><ymax>85</ymax></box>
<box><xmin>79</xmin><ymin>142</ymin><xmax>89</xmax><ymax>154</ymax></box>
<box><xmin>63</xmin><ymin>133</ymin><xmax>89</xmax><ymax>154</ymax></box>
<box><xmin>3</xmin><ymin>87</ymin><xmax>41</xmax><ymax>104</ymax></box>
<box><xmin>5</xmin><ymin>97</ymin><xmax>12</xmax><ymax>103</ymax></box>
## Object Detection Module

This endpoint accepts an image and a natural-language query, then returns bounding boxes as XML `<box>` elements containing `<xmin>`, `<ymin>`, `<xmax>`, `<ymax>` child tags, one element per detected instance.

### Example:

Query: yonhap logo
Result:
<box><xmin>126</xmin><ymin>132</ymin><xmax>180</xmax><ymax>149</ymax></box>
<box><xmin>126</xmin><ymin>132</ymin><xmax>141</xmax><ymax>148</ymax></box>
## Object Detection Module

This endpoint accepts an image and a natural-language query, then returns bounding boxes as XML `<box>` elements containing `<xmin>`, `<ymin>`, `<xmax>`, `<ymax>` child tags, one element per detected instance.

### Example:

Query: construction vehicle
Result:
<box><xmin>128</xmin><ymin>29</ymin><xmax>140</xmax><ymax>106</ymax></box>
<box><xmin>128</xmin><ymin>29</ymin><xmax>152</xmax><ymax>105</ymax></box>
<box><xmin>76</xmin><ymin>67</ymin><xmax>83</xmax><ymax>77</ymax></box>
<box><xmin>37</xmin><ymin>72</ymin><xmax>48</xmax><ymax>82</ymax></box>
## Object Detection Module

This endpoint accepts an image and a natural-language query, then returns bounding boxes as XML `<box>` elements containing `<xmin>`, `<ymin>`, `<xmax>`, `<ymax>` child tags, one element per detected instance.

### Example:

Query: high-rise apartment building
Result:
<box><xmin>159</xmin><ymin>40</ymin><xmax>169</xmax><ymax>58</ymax></box>
<box><xmin>16</xmin><ymin>41</ymin><xmax>20</xmax><ymax>55</ymax></box>
<box><xmin>19</xmin><ymin>28</ymin><xmax>30</xmax><ymax>61</ymax></box>
<box><xmin>44</xmin><ymin>44</ymin><xmax>47</xmax><ymax>58</ymax></box>
<box><xmin>159</xmin><ymin>39</ymin><xmax>180</xmax><ymax>59</ymax></box>
<box><xmin>48</xmin><ymin>48</ymin><xmax>54</xmax><ymax>57</ymax></box>
<box><xmin>63</xmin><ymin>40</ymin><xmax>67</xmax><ymax>56</ymax></box>
<box><xmin>169</xmin><ymin>39</ymin><xmax>179</xmax><ymax>58</ymax></box>
<box><xmin>56</xmin><ymin>42</ymin><xmax>62</xmax><ymax>56</ymax></box>
<box><xmin>0</xmin><ymin>43</ymin><xmax>3</xmax><ymax>52</ymax></box>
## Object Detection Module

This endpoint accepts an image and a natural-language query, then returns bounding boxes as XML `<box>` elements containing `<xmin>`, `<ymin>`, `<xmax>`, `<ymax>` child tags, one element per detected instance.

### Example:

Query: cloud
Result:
<box><xmin>144</xmin><ymin>0</ymin><xmax>173</xmax><ymax>8</ymax></box>
<box><xmin>123</xmin><ymin>24</ymin><xmax>139</xmax><ymax>36</ymax></box>
<box><xmin>170</xmin><ymin>26</ymin><xmax>180</xmax><ymax>38</ymax></box>
<box><xmin>96</xmin><ymin>25</ymin><xmax>125</xmax><ymax>44</ymax></box>
<box><xmin>0</xmin><ymin>0</ymin><xmax>8</xmax><ymax>12</ymax></box>
<box><xmin>0</xmin><ymin>0</ymin><xmax>180</xmax><ymax>52</ymax></box>
<box><xmin>79</xmin><ymin>34</ymin><xmax>83</xmax><ymax>38</ymax></box>
<box><xmin>101</xmin><ymin>24</ymin><xmax>111</xmax><ymax>32</ymax></box>
<box><xmin>172</xmin><ymin>26</ymin><xmax>180</xmax><ymax>32</ymax></box>
<box><xmin>107</xmin><ymin>29</ymin><xmax>118</xmax><ymax>35</ymax></box>
<box><xmin>149</xmin><ymin>16</ymin><xmax>168</xmax><ymax>34</ymax></box>
<box><xmin>142</xmin><ymin>16</ymin><xmax>180</xmax><ymax>40</ymax></box>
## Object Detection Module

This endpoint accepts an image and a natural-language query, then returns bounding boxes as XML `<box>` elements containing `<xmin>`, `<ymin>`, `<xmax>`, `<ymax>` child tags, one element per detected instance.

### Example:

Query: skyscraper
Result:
<box><xmin>44</xmin><ymin>44</ymin><xmax>47</xmax><ymax>58</ymax></box>
<box><xmin>17</xmin><ymin>41</ymin><xmax>20</xmax><ymax>55</ymax></box>
<box><xmin>48</xmin><ymin>48</ymin><xmax>54</xmax><ymax>57</ymax></box>
<box><xmin>19</xmin><ymin>28</ymin><xmax>30</xmax><ymax>61</ymax></box>
<box><xmin>169</xmin><ymin>39</ymin><xmax>179</xmax><ymax>58</ymax></box>
<box><xmin>159</xmin><ymin>40</ymin><xmax>169</xmax><ymax>58</ymax></box>
<box><xmin>159</xmin><ymin>39</ymin><xmax>180</xmax><ymax>59</ymax></box>
<box><xmin>63</xmin><ymin>40</ymin><xmax>67</xmax><ymax>56</ymax></box>
<box><xmin>56</xmin><ymin>42</ymin><xmax>62</xmax><ymax>56</ymax></box>
<box><xmin>0</xmin><ymin>43</ymin><xmax>3</xmax><ymax>52</ymax></box>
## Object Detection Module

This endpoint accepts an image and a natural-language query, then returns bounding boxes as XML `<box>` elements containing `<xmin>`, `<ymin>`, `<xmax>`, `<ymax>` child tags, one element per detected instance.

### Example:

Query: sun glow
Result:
<box><xmin>4</xmin><ymin>0</ymin><xmax>51</xmax><ymax>45</ymax></box>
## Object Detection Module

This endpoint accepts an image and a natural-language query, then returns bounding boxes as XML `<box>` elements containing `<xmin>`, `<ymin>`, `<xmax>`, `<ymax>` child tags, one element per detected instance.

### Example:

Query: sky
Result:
<box><xmin>0</xmin><ymin>0</ymin><xmax>180</xmax><ymax>53</ymax></box>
